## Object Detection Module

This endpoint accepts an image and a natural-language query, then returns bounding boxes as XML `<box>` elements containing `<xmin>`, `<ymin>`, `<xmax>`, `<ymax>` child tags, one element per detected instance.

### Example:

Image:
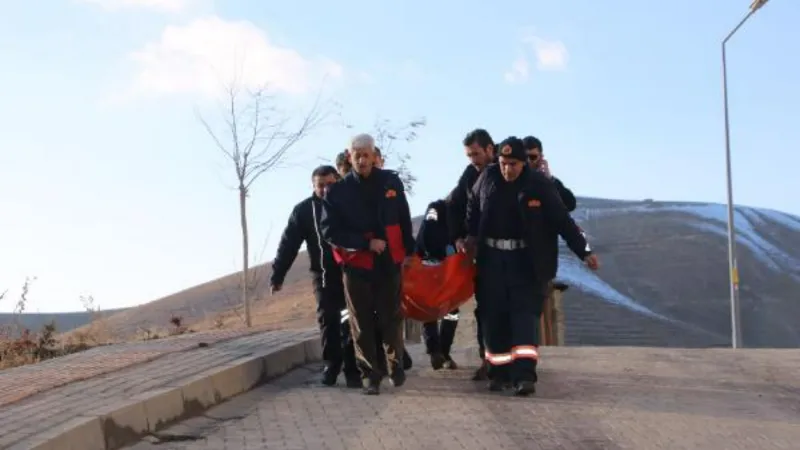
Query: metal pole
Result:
<box><xmin>721</xmin><ymin>7</ymin><xmax>760</xmax><ymax>349</ymax></box>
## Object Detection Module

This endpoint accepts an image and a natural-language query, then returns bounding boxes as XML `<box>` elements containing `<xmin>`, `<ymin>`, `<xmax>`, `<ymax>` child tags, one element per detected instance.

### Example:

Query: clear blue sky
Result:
<box><xmin>1</xmin><ymin>0</ymin><xmax>798</xmax><ymax>313</ymax></box>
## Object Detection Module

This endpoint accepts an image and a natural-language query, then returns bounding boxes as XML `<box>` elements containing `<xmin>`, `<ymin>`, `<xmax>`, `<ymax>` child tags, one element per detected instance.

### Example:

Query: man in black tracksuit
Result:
<box><xmin>270</xmin><ymin>165</ymin><xmax>360</xmax><ymax>388</ymax></box>
<box><xmin>461</xmin><ymin>137</ymin><xmax>598</xmax><ymax>395</ymax></box>
<box><xmin>448</xmin><ymin>128</ymin><xmax>495</xmax><ymax>381</ymax></box>
<box><xmin>416</xmin><ymin>199</ymin><xmax>460</xmax><ymax>370</ymax></box>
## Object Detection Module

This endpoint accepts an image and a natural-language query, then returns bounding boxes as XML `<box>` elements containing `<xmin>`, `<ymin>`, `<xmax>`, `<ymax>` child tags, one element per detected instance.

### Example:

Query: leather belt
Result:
<box><xmin>485</xmin><ymin>238</ymin><xmax>527</xmax><ymax>250</ymax></box>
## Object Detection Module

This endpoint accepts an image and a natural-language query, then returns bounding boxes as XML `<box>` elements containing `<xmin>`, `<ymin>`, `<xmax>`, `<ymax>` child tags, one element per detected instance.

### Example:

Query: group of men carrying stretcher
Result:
<box><xmin>269</xmin><ymin>129</ymin><xmax>599</xmax><ymax>396</ymax></box>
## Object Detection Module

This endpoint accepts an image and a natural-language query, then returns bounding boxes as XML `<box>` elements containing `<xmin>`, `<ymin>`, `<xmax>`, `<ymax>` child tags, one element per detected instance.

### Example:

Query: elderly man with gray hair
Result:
<box><xmin>320</xmin><ymin>133</ymin><xmax>416</xmax><ymax>395</ymax></box>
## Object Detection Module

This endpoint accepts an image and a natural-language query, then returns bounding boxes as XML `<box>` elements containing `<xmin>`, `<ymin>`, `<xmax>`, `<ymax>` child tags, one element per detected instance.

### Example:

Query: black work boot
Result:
<box><xmin>403</xmin><ymin>352</ymin><xmax>413</xmax><ymax>370</ymax></box>
<box><xmin>362</xmin><ymin>377</ymin><xmax>381</xmax><ymax>395</ymax></box>
<box><xmin>390</xmin><ymin>368</ymin><xmax>406</xmax><ymax>387</ymax></box>
<box><xmin>487</xmin><ymin>378</ymin><xmax>506</xmax><ymax>391</ymax></box>
<box><xmin>344</xmin><ymin>373</ymin><xmax>362</xmax><ymax>389</ymax></box>
<box><xmin>513</xmin><ymin>381</ymin><xmax>536</xmax><ymax>396</ymax></box>
<box><xmin>429</xmin><ymin>352</ymin><xmax>446</xmax><ymax>370</ymax></box>
<box><xmin>442</xmin><ymin>355</ymin><xmax>458</xmax><ymax>370</ymax></box>
<box><xmin>472</xmin><ymin>361</ymin><xmax>489</xmax><ymax>381</ymax></box>
<box><xmin>320</xmin><ymin>366</ymin><xmax>339</xmax><ymax>386</ymax></box>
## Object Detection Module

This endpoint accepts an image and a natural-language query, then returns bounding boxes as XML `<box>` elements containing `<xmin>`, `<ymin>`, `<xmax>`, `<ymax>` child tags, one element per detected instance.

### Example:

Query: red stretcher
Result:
<box><xmin>401</xmin><ymin>252</ymin><xmax>476</xmax><ymax>322</ymax></box>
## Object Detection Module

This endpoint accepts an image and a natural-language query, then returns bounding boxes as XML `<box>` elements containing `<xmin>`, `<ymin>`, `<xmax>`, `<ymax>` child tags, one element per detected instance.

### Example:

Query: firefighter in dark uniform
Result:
<box><xmin>321</xmin><ymin>134</ymin><xmax>416</xmax><ymax>395</ymax></box>
<box><xmin>449</xmin><ymin>128</ymin><xmax>495</xmax><ymax>381</ymax></box>
<box><xmin>270</xmin><ymin>165</ymin><xmax>361</xmax><ymax>388</ymax></box>
<box><xmin>416</xmin><ymin>198</ymin><xmax>460</xmax><ymax>370</ymax></box>
<box><xmin>460</xmin><ymin>136</ymin><xmax>599</xmax><ymax>395</ymax></box>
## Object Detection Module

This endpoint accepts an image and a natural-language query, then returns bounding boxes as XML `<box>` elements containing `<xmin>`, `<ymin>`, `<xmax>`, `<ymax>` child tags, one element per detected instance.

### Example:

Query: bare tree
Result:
<box><xmin>198</xmin><ymin>82</ymin><xmax>332</xmax><ymax>327</ymax></box>
<box><xmin>371</xmin><ymin>117</ymin><xmax>427</xmax><ymax>195</ymax></box>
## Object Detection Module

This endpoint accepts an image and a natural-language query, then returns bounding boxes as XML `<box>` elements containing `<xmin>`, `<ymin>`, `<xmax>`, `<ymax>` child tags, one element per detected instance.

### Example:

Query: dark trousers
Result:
<box><xmin>342</xmin><ymin>317</ymin><xmax>413</xmax><ymax>373</ymax></box>
<box><xmin>343</xmin><ymin>269</ymin><xmax>405</xmax><ymax>380</ymax></box>
<box><xmin>474</xmin><ymin>276</ymin><xmax>485</xmax><ymax>359</ymax></box>
<box><xmin>423</xmin><ymin>308</ymin><xmax>459</xmax><ymax>356</ymax></box>
<box><xmin>477</xmin><ymin>248</ymin><xmax>545</xmax><ymax>383</ymax></box>
<box><xmin>314</xmin><ymin>276</ymin><xmax>358</xmax><ymax>377</ymax></box>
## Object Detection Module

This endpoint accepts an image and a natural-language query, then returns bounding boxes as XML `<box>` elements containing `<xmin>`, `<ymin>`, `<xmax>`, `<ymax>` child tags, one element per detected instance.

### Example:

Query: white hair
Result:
<box><xmin>349</xmin><ymin>133</ymin><xmax>375</xmax><ymax>151</ymax></box>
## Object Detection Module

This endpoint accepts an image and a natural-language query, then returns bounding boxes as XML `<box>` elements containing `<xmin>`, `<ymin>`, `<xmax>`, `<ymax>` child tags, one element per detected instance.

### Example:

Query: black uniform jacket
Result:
<box><xmin>320</xmin><ymin>168</ymin><xmax>416</xmax><ymax>272</ymax></box>
<box><xmin>270</xmin><ymin>195</ymin><xmax>340</xmax><ymax>287</ymax></box>
<box><xmin>415</xmin><ymin>199</ymin><xmax>451</xmax><ymax>261</ymax></box>
<box><xmin>447</xmin><ymin>164</ymin><xmax>575</xmax><ymax>241</ymax></box>
<box><xmin>466</xmin><ymin>165</ymin><xmax>590</xmax><ymax>281</ymax></box>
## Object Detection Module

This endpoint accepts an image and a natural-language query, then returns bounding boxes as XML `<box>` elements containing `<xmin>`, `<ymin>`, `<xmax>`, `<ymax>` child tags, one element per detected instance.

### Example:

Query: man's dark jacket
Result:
<box><xmin>466</xmin><ymin>165</ymin><xmax>589</xmax><ymax>281</ymax></box>
<box><xmin>270</xmin><ymin>195</ymin><xmax>340</xmax><ymax>287</ymax></box>
<box><xmin>552</xmin><ymin>177</ymin><xmax>576</xmax><ymax>212</ymax></box>
<box><xmin>415</xmin><ymin>199</ymin><xmax>451</xmax><ymax>261</ymax></box>
<box><xmin>446</xmin><ymin>165</ymin><xmax>482</xmax><ymax>243</ymax></box>
<box><xmin>320</xmin><ymin>168</ymin><xmax>415</xmax><ymax>273</ymax></box>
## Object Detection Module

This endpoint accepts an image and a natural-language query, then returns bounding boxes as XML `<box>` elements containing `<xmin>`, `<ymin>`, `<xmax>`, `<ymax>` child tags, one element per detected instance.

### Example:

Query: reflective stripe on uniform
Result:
<box><xmin>511</xmin><ymin>345</ymin><xmax>539</xmax><ymax>360</ymax></box>
<box><xmin>340</xmin><ymin>309</ymin><xmax>349</xmax><ymax>324</ymax></box>
<box><xmin>485</xmin><ymin>351</ymin><xmax>513</xmax><ymax>365</ymax></box>
<box><xmin>443</xmin><ymin>313</ymin><xmax>459</xmax><ymax>321</ymax></box>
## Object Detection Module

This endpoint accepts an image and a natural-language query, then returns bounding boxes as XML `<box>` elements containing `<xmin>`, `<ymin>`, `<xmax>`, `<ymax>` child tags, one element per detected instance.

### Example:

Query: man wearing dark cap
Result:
<box><xmin>449</xmin><ymin>128</ymin><xmax>496</xmax><ymax>381</ymax></box>
<box><xmin>270</xmin><ymin>165</ymin><xmax>361</xmax><ymax>388</ymax></box>
<box><xmin>459</xmin><ymin>136</ymin><xmax>599</xmax><ymax>396</ymax></box>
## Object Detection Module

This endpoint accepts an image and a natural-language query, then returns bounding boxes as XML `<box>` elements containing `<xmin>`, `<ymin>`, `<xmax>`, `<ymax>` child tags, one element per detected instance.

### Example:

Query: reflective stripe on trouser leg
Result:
<box><xmin>511</xmin><ymin>345</ymin><xmax>539</xmax><ymax>360</ymax></box>
<box><xmin>508</xmin><ymin>281</ymin><xmax>544</xmax><ymax>383</ymax></box>
<box><xmin>485</xmin><ymin>351</ymin><xmax>513</xmax><ymax>365</ymax></box>
<box><xmin>477</xmin><ymin>257</ymin><xmax>512</xmax><ymax>373</ymax></box>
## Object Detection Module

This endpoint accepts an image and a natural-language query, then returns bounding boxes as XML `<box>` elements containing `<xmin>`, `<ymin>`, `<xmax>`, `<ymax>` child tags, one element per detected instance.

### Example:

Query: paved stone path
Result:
<box><xmin>0</xmin><ymin>327</ymin><xmax>275</xmax><ymax>407</ymax></box>
<box><xmin>129</xmin><ymin>345</ymin><xmax>800</xmax><ymax>450</ymax></box>
<box><xmin>0</xmin><ymin>328</ymin><xmax>316</xmax><ymax>449</ymax></box>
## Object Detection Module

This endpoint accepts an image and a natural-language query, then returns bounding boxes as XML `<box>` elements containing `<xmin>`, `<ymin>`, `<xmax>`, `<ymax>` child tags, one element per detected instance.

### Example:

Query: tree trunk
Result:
<box><xmin>238</xmin><ymin>184</ymin><xmax>252</xmax><ymax>327</ymax></box>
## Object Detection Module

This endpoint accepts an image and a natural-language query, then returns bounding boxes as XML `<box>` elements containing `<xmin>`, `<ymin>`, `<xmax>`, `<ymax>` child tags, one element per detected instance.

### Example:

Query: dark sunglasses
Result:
<box><xmin>527</xmin><ymin>153</ymin><xmax>540</xmax><ymax>162</ymax></box>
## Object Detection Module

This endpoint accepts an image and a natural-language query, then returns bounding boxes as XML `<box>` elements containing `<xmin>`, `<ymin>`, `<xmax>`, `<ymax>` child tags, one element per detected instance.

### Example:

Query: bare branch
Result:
<box><xmin>372</xmin><ymin>116</ymin><xmax>427</xmax><ymax>195</ymax></box>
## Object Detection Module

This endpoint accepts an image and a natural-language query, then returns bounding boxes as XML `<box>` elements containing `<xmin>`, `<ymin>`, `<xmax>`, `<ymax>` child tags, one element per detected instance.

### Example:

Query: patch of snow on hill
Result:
<box><xmin>556</xmin><ymin>256</ymin><xmax>671</xmax><ymax>322</ymax></box>
<box><xmin>755</xmin><ymin>208</ymin><xmax>800</xmax><ymax>233</ymax></box>
<box><xmin>577</xmin><ymin>202</ymin><xmax>800</xmax><ymax>274</ymax></box>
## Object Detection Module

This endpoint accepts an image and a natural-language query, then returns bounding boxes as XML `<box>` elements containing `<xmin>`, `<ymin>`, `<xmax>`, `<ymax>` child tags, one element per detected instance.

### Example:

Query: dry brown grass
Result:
<box><xmin>0</xmin><ymin>279</ymin><xmax>95</xmax><ymax>369</ymax></box>
<box><xmin>1</xmin><ymin>279</ymin><xmax>200</xmax><ymax>370</ymax></box>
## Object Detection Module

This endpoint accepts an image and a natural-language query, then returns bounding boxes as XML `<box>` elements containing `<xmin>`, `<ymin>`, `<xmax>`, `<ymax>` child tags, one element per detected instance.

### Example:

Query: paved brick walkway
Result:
<box><xmin>0</xmin><ymin>326</ymin><xmax>273</xmax><ymax>407</ymax></box>
<box><xmin>129</xmin><ymin>346</ymin><xmax>800</xmax><ymax>450</ymax></box>
<box><xmin>0</xmin><ymin>328</ymin><xmax>316</xmax><ymax>449</ymax></box>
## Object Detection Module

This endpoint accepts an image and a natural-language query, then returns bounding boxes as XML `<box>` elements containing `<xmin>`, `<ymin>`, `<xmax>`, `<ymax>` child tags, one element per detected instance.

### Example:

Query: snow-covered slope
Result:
<box><xmin>559</xmin><ymin>198</ymin><xmax>800</xmax><ymax>348</ymax></box>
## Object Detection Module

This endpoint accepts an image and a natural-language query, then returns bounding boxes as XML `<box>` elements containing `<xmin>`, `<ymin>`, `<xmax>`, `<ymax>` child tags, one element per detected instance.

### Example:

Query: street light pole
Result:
<box><xmin>721</xmin><ymin>0</ymin><xmax>769</xmax><ymax>349</ymax></box>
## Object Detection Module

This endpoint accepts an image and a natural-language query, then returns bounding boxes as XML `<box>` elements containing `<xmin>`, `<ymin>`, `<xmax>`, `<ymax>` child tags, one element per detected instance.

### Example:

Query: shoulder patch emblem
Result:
<box><xmin>385</xmin><ymin>189</ymin><xmax>397</xmax><ymax>198</ymax></box>
<box><xmin>425</xmin><ymin>208</ymin><xmax>438</xmax><ymax>221</ymax></box>
<box><xmin>527</xmin><ymin>199</ymin><xmax>541</xmax><ymax>208</ymax></box>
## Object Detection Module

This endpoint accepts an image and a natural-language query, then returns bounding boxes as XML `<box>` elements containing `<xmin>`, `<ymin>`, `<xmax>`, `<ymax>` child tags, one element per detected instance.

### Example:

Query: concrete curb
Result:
<box><xmin>13</xmin><ymin>337</ymin><xmax>321</xmax><ymax>450</ymax></box>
